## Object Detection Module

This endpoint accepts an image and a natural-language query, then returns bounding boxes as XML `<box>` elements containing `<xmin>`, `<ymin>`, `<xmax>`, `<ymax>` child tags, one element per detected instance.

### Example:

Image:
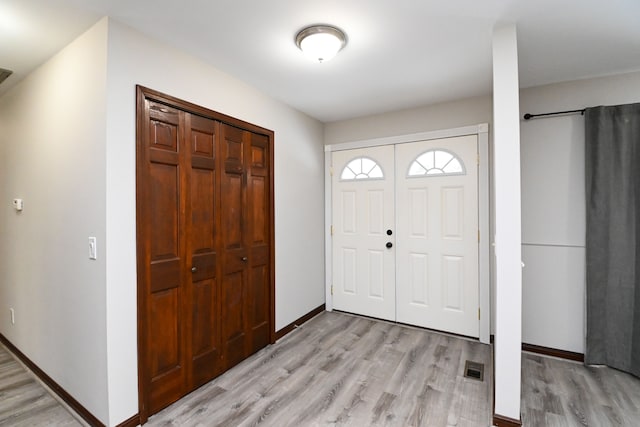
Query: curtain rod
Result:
<box><xmin>523</xmin><ymin>108</ymin><xmax>586</xmax><ymax>120</ymax></box>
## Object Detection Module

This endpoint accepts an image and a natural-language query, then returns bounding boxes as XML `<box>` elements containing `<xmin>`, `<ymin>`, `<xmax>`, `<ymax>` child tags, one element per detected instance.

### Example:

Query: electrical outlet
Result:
<box><xmin>9</xmin><ymin>308</ymin><xmax>15</xmax><ymax>325</ymax></box>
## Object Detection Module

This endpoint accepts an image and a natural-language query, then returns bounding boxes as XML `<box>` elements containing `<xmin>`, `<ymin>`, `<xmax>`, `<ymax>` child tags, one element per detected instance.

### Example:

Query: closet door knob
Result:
<box><xmin>191</xmin><ymin>267</ymin><xmax>197</xmax><ymax>273</ymax></box>
<box><xmin>241</xmin><ymin>256</ymin><xmax>248</xmax><ymax>261</ymax></box>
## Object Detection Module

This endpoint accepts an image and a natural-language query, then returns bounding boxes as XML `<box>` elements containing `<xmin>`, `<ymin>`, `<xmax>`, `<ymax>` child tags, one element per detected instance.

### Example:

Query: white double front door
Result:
<box><xmin>331</xmin><ymin>135</ymin><xmax>479</xmax><ymax>337</ymax></box>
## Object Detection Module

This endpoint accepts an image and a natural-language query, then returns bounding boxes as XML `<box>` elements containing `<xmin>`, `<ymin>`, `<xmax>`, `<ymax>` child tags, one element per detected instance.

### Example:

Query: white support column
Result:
<box><xmin>492</xmin><ymin>24</ymin><xmax>523</xmax><ymax>424</ymax></box>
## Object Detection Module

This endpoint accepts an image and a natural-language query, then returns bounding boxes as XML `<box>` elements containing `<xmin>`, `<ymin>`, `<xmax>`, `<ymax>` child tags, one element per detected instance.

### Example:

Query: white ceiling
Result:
<box><xmin>1</xmin><ymin>0</ymin><xmax>639</xmax><ymax>122</ymax></box>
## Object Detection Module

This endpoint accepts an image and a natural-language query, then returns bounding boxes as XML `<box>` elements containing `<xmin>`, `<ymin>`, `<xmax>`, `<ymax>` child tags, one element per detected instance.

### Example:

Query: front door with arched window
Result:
<box><xmin>331</xmin><ymin>135</ymin><xmax>480</xmax><ymax>337</ymax></box>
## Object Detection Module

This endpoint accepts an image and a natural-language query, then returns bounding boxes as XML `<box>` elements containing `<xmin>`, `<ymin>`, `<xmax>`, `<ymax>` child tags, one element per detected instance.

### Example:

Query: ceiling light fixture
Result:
<box><xmin>295</xmin><ymin>25</ymin><xmax>347</xmax><ymax>63</ymax></box>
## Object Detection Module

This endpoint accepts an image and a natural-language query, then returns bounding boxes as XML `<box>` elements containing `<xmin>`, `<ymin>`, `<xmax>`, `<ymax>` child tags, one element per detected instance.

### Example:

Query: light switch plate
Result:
<box><xmin>89</xmin><ymin>237</ymin><xmax>97</xmax><ymax>260</ymax></box>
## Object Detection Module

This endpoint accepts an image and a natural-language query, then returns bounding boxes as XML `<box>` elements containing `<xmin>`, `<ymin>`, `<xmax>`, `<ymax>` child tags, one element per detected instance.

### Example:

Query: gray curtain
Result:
<box><xmin>585</xmin><ymin>102</ymin><xmax>640</xmax><ymax>376</ymax></box>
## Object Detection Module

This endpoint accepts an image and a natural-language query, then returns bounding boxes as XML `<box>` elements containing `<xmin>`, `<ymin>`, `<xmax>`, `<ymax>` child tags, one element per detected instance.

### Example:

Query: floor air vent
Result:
<box><xmin>464</xmin><ymin>360</ymin><xmax>484</xmax><ymax>381</ymax></box>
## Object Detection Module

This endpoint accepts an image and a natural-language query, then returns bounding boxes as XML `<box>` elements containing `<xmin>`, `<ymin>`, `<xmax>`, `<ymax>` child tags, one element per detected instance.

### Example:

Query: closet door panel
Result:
<box><xmin>221</xmin><ymin>269</ymin><xmax>246</xmax><ymax>368</ymax></box>
<box><xmin>145</xmin><ymin>102</ymin><xmax>187</xmax><ymax>414</ymax></box>
<box><xmin>220</xmin><ymin>124</ymin><xmax>249</xmax><ymax>369</ymax></box>
<box><xmin>223</xmin><ymin>174</ymin><xmax>244</xmax><ymax>248</ymax></box>
<box><xmin>249</xmin><ymin>263</ymin><xmax>270</xmax><ymax>352</ymax></box>
<box><xmin>246</xmin><ymin>132</ymin><xmax>270</xmax><ymax>355</ymax></box>
<box><xmin>188</xmin><ymin>115</ymin><xmax>221</xmax><ymax>388</ymax></box>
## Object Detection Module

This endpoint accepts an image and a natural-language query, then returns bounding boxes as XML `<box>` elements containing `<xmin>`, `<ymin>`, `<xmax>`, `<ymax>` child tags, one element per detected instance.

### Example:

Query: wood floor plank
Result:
<box><xmin>521</xmin><ymin>351</ymin><xmax>640</xmax><ymax>427</ymax></box>
<box><xmin>370</xmin><ymin>391</ymin><xmax>397</xmax><ymax>425</ymax></box>
<box><xmin>148</xmin><ymin>311</ymin><xmax>493</xmax><ymax>427</ymax></box>
<box><xmin>0</xmin><ymin>344</ymin><xmax>81</xmax><ymax>427</ymax></box>
<box><xmin>0</xmin><ymin>312</ymin><xmax>640</xmax><ymax>427</ymax></box>
<box><xmin>5</xmin><ymin>314</ymin><xmax>639</xmax><ymax>427</ymax></box>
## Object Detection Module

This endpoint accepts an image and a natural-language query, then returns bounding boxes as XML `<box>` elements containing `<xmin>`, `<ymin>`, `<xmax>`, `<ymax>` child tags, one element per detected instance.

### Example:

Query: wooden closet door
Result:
<box><xmin>220</xmin><ymin>124</ymin><xmax>249</xmax><ymax>369</ymax></box>
<box><xmin>246</xmin><ymin>131</ymin><xmax>271</xmax><ymax>355</ymax></box>
<box><xmin>137</xmin><ymin>86</ymin><xmax>274</xmax><ymax>422</ymax></box>
<box><xmin>140</xmin><ymin>105</ymin><xmax>221</xmax><ymax>414</ymax></box>
<box><xmin>142</xmin><ymin>100</ymin><xmax>188</xmax><ymax>414</ymax></box>
<box><xmin>220</xmin><ymin>124</ymin><xmax>271</xmax><ymax>370</ymax></box>
<box><xmin>186</xmin><ymin>115</ymin><xmax>221</xmax><ymax>389</ymax></box>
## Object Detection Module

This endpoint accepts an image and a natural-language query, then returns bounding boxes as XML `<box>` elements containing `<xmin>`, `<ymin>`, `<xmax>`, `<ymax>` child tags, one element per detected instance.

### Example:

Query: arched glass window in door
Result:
<box><xmin>408</xmin><ymin>149</ymin><xmax>466</xmax><ymax>177</ymax></box>
<box><xmin>340</xmin><ymin>157</ymin><xmax>384</xmax><ymax>180</ymax></box>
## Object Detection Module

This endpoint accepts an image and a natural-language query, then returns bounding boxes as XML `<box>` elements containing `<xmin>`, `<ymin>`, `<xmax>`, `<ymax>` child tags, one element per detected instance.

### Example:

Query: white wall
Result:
<box><xmin>324</xmin><ymin>95</ymin><xmax>492</xmax><ymax>145</ymax></box>
<box><xmin>0</xmin><ymin>20</ymin><xmax>110</xmax><ymax>423</ymax></box>
<box><xmin>104</xmin><ymin>19</ymin><xmax>325</xmax><ymax>424</ymax></box>
<box><xmin>520</xmin><ymin>70</ymin><xmax>640</xmax><ymax>354</ymax></box>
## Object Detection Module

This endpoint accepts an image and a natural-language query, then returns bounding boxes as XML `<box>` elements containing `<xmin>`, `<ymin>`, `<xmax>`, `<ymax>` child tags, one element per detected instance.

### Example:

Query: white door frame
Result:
<box><xmin>324</xmin><ymin>123</ymin><xmax>491</xmax><ymax>344</ymax></box>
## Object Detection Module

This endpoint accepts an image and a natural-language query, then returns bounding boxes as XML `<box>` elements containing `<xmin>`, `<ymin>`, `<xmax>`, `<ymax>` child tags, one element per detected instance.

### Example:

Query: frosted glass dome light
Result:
<box><xmin>295</xmin><ymin>25</ymin><xmax>347</xmax><ymax>63</ymax></box>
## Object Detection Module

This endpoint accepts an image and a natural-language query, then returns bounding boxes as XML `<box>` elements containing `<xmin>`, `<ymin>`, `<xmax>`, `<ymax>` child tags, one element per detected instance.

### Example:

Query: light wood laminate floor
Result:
<box><xmin>0</xmin><ymin>343</ymin><xmax>81</xmax><ymax>426</ymax></box>
<box><xmin>147</xmin><ymin>311</ymin><xmax>493</xmax><ymax>427</ymax></box>
<box><xmin>521</xmin><ymin>352</ymin><xmax>640</xmax><ymax>426</ymax></box>
<box><xmin>3</xmin><ymin>311</ymin><xmax>639</xmax><ymax>426</ymax></box>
